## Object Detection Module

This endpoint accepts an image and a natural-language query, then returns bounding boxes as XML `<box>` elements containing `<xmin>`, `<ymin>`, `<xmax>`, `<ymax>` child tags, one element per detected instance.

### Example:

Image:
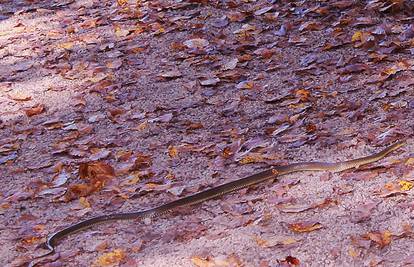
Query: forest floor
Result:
<box><xmin>1</xmin><ymin>0</ymin><xmax>414</xmax><ymax>266</ymax></box>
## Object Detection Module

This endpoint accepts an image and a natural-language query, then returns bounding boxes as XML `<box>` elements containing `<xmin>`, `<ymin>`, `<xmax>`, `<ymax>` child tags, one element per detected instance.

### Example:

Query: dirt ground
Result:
<box><xmin>1</xmin><ymin>1</ymin><xmax>414</xmax><ymax>266</ymax></box>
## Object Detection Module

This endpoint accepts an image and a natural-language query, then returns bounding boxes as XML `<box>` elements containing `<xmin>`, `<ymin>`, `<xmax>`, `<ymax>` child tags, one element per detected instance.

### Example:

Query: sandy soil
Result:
<box><xmin>1</xmin><ymin>1</ymin><xmax>414</xmax><ymax>266</ymax></box>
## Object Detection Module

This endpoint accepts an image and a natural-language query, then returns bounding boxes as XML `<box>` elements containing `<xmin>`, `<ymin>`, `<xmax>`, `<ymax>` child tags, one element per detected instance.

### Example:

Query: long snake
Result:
<box><xmin>32</xmin><ymin>141</ymin><xmax>404</xmax><ymax>264</ymax></box>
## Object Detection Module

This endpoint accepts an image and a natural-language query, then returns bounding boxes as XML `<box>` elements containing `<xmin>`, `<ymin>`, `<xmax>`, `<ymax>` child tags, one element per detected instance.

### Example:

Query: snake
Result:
<box><xmin>33</xmin><ymin>141</ymin><xmax>404</xmax><ymax>263</ymax></box>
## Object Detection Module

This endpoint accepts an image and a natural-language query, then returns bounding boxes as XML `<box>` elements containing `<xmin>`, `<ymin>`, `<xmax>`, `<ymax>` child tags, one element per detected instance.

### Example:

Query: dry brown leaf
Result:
<box><xmin>377</xmin><ymin>180</ymin><xmax>412</xmax><ymax>197</ymax></box>
<box><xmin>254</xmin><ymin>234</ymin><xmax>300</xmax><ymax>248</ymax></box>
<box><xmin>238</xmin><ymin>153</ymin><xmax>264</xmax><ymax>164</ymax></box>
<box><xmin>363</xmin><ymin>230</ymin><xmax>392</xmax><ymax>248</ymax></box>
<box><xmin>8</xmin><ymin>92</ymin><xmax>31</xmax><ymax>101</ymax></box>
<box><xmin>299</xmin><ymin>21</ymin><xmax>322</xmax><ymax>31</ymax></box>
<box><xmin>294</xmin><ymin>89</ymin><xmax>311</xmax><ymax>101</ymax></box>
<box><xmin>168</xmin><ymin>145</ymin><xmax>178</xmax><ymax>158</ymax></box>
<box><xmin>93</xmin><ymin>249</ymin><xmax>125</xmax><ymax>267</ymax></box>
<box><xmin>79</xmin><ymin>161</ymin><xmax>115</xmax><ymax>181</ymax></box>
<box><xmin>106</xmin><ymin>59</ymin><xmax>123</xmax><ymax>69</ymax></box>
<box><xmin>114</xmin><ymin>25</ymin><xmax>130</xmax><ymax>37</ymax></box>
<box><xmin>115</xmin><ymin>150</ymin><xmax>133</xmax><ymax>161</ymax></box>
<box><xmin>235</xmin><ymin>81</ymin><xmax>254</xmax><ymax>89</ymax></box>
<box><xmin>65</xmin><ymin>162</ymin><xmax>115</xmax><ymax>200</ymax></box>
<box><xmin>191</xmin><ymin>256</ymin><xmax>215</xmax><ymax>267</ymax></box>
<box><xmin>25</xmin><ymin>104</ymin><xmax>45</xmax><ymax>117</ymax></box>
<box><xmin>132</xmin><ymin>153</ymin><xmax>152</xmax><ymax>170</ymax></box>
<box><xmin>278</xmin><ymin>203</ymin><xmax>312</xmax><ymax>213</ymax></box>
<box><xmin>222</xmin><ymin>58</ymin><xmax>238</xmax><ymax>70</ymax></box>
<box><xmin>348</xmin><ymin>246</ymin><xmax>360</xmax><ymax>258</ymax></box>
<box><xmin>135</xmin><ymin>121</ymin><xmax>148</xmax><ymax>131</ymax></box>
<box><xmin>288</xmin><ymin>221</ymin><xmax>323</xmax><ymax>233</ymax></box>
<box><xmin>191</xmin><ymin>254</ymin><xmax>242</xmax><ymax>267</ymax></box>
<box><xmin>183</xmin><ymin>38</ymin><xmax>209</xmax><ymax>49</ymax></box>
<box><xmin>79</xmin><ymin>197</ymin><xmax>91</xmax><ymax>209</ymax></box>
<box><xmin>159</xmin><ymin>70</ymin><xmax>182</xmax><ymax>78</ymax></box>
<box><xmin>66</xmin><ymin>184</ymin><xmax>94</xmax><ymax>200</ymax></box>
<box><xmin>281</xmin><ymin>256</ymin><xmax>300</xmax><ymax>266</ymax></box>
<box><xmin>350</xmin><ymin>201</ymin><xmax>379</xmax><ymax>223</ymax></box>
<box><xmin>59</xmin><ymin>41</ymin><xmax>74</xmax><ymax>50</ymax></box>
<box><xmin>148</xmin><ymin>113</ymin><xmax>173</xmax><ymax>123</ymax></box>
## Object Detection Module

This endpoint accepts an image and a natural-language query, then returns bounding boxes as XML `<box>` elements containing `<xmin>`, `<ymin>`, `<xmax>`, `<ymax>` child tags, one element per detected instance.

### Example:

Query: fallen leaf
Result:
<box><xmin>200</xmin><ymin>78</ymin><xmax>220</xmax><ymax>86</ymax></box>
<box><xmin>282</xmin><ymin>256</ymin><xmax>300</xmax><ymax>266</ymax></box>
<box><xmin>350</xmin><ymin>201</ymin><xmax>379</xmax><ymax>223</ymax></box>
<box><xmin>278</xmin><ymin>203</ymin><xmax>312</xmax><ymax>213</ymax></box>
<box><xmin>114</xmin><ymin>25</ymin><xmax>130</xmax><ymax>37</ymax></box>
<box><xmin>238</xmin><ymin>153</ymin><xmax>264</xmax><ymax>164</ymax></box>
<box><xmin>254</xmin><ymin>234</ymin><xmax>300</xmax><ymax>248</ymax></box>
<box><xmin>191</xmin><ymin>256</ymin><xmax>215</xmax><ymax>267</ymax></box>
<box><xmin>0</xmin><ymin>152</ymin><xmax>17</xmax><ymax>165</ymax></box>
<box><xmin>348</xmin><ymin>246</ymin><xmax>360</xmax><ymax>258</ymax></box>
<box><xmin>363</xmin><ymin>230</ymin><xmax>392</xmax><ymax>248</ymax></box>
<box><xmin>288</xmin><ymin>221</ymin><xmax>323</xmax><ymax>233</ymax></box>
<box><xmin>191</xmin><ymin>254</ymin><xmax>242</xmax><ymax>267</ymax></box>
<box><xmin>132</xmin><ymin>153</ymin><xmax>152</xmax><ymax>170</ymax></box>
<box><xmin>211</xmin><ymin>16</ymin><xmax>229</xmax><ymax>28</ymax></box>
<box><xmin>236</xmin><ymin>81</ymin><xmax>254</xmax><ymax>89</ymax></box>
<box><xmin>79</xmin><ymin>161</ymin><xmax>115</xmax><ymax>181</ymax></box>
<box><xmin>79</xmin><ymin>196</ymin><xmax>91</xmax><ymax>209</ymax></box>
<box><xmin>93</xmin><ymin>249</ymin><xmax>125</xmax><ymax>267</ymax></box>
<box><xmin>148</xmin><ymin>113</ymin><xmax>173</xmax><ymax>123</ymax></box>
<box><xmin>377</xmin><ymin>180</ymin><xmax>412</xmax><ymax>197</ymax></box>
<box><xmin>25</xmin><ymin>104</ymin><xmax>45</xmax><ymax>117</ymax></box>
<box><xmin>339</xmin><ymin>63</ymin><xmax>369</xmax><ymax>74</ymax></box>
<box><xmin>299</xmin><ymin>21</ymin><xmax>322</xmax><ymax>31</ymax></box>
<box><xmin>399</xmin><ymin>180</ymin><xmax>413</xmax><ymax>191</ymax></box>
<box><xmin>222</xmin><ymin>58</ymin><xmax>238</xmax><ymax>70</ymax></box>
<box><xmin>89</xmin><ymin>148</ymin><xmax>111</xmax><ymax>161</ymax></box>
<box><xmin>8</xmin><ymin>92</ymin><xmax>32</xmax><ymax>101</ymax></box>
<box><xmin>65</xmin><ymin>162</ymin><xmax>115</xmax><ymax>200</ymax></box>
<box><xmin>51</xmin><ymin>169</ymin><xmax>70</xmax><ymax>187</ymax></box>
<box><xmin>59</xmin><ymin>41</ymin><xmax>74</xmax><ymax>50</ymax></box>
<box><xmin>168</xmin><ymin>145</ymin><xmax>178</xmax><ymax>158</ymax></box>
<box><xmin>254</xmin><ymin>6</ymin><xmax>273</xmax><ymax>16</ymax></box>
<box><xmin>159</xmin><ymin>70</ymin><xmax>182</xmax><ymax>78</ymax></box>
<box><xmin>106</xmin><ymin>59</ymin><xmax>123</xmax><ymax>69</ymax></box>
<box><xmin>183</xmin><ymin>38</ymin><xmax>209</xmax><ymax>49</ymax></box>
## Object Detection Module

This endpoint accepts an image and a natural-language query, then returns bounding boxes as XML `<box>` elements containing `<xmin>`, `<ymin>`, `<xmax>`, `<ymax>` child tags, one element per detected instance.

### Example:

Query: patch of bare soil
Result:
<box><xmin>1</xmin><ymin>1</ymin><xmax>414</xmax><ymax>266</ymax></box>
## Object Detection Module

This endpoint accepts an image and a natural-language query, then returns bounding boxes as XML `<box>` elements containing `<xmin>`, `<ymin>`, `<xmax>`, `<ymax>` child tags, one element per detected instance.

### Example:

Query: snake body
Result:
<box><xmin>42</xmin><ymin>142</ymin><xmax>403</xmax><ymax>255</ymax></box>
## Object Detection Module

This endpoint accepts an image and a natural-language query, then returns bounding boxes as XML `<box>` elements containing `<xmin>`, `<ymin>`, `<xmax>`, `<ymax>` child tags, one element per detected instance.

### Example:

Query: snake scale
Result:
<box><xmin>33</xmin><ymin>141</ymin><xmax>404</xmax><ymax>263</ymax></box>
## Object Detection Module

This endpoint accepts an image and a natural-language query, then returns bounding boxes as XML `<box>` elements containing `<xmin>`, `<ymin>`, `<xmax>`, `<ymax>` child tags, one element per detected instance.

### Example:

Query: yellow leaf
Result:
<box><xmin>405</xmin><ymin>157</ymin><xmax>414</xmax><ymax>165</ymax></box>
<box><xmin>366</xmin><ymin>230</ymin><xmax>392</xmax><ymax>248</ymax></box>
<box><xmin>382</xmin><ymin>230</ymin><xmax>392</xmax><ymax>246</ymax></box>
<box><xmin>191</xmin><ymin>256</ymin><xmax>214</xmax><ymax>267</ymax></box>
<box><xmin>239</xmin><ymin>153</ymin><xmax>264</xmax><ymax>164</ymax></box>
<box><xmin>117</xmin><ymin>0</ymin><xmax>128</xmax><ymax>6</ymax></box>
<box><xmin>135</xmin><ymin>121</ymin><xmax>148</xmax><ymax>131</ymax></box>
<box><xmin>282</xmin><ymin>237</ymin><xmax>299</xmax><ymax>245</ymax></box>
<box><xmin>382</xmin><ymin>67</ymin><xmax>398</xmax><ymax>76</ymax></box>
<box><xmin>124</xmin><ymin>173</ymin><xmax>141</xmax><ymax>185</ymax></box>
<box><xmin>399</xmin><ymin>180</ymin><xmax>413</xmax><ymax>191</ymax></box>
<box><xmin>165</xmin><ymin>170</ymin><xmax>175</xmax><ymax>180</ymax></box>
<box><xmin>254</xmin><ymin>236</ymin><xmax>268</xmax><ymax>247</ymax></box>
<box><xmin>348</xmin><ymin>246</ymin><xmax>359</xmax><ymax>258</ymax></box>
<box><xmin>114</xmin><ymin>25</ymin><xmax>130</xmax><ymax>38</ymax></box>
<box><xmin>168</xmin><ymin>145</ymin><xmax>178</xmax><ymax>158</ymax></box>
<box><xmin>79</xmin><ymin>197</ymin><xmax>91</xmax><ymax>208</ymax></box>
<box><xmin>351</xmin><ymin>31</ymin><xmax>362</xmax><ymax>42</ymax></box>
<box><xmin>59</xmin><ymin>42</ymin><xmax>74</xmax><ymax>49</ymax></box>
<box><xmin>93</xmin><ymin>249</ymin><xmax>125</xmax><ymax>267</ymax></box>
<box><xmin>288</xmin><ymin>221</ymin><xmax>323</xmax><ymax>233</ymax></box>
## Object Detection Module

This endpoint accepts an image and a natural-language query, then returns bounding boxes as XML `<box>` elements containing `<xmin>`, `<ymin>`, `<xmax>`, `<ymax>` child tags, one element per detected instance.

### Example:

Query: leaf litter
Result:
<box><xmin>1</xmin><ymin>0</ymin><xmax>414</xmax><ymax>266</ymax></box>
